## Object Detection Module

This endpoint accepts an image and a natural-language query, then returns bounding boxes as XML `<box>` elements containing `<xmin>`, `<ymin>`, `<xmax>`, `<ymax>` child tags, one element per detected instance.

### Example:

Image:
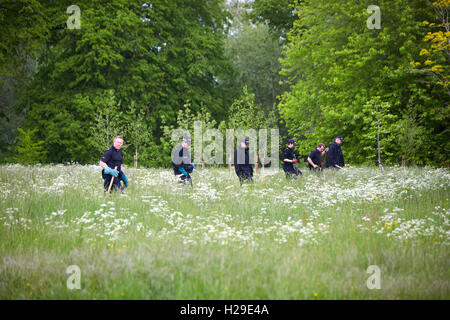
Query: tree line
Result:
<box><xmin>0</xmin><ymin>0</ymin><xmax>448</xmax><ymax>167</ymax></box>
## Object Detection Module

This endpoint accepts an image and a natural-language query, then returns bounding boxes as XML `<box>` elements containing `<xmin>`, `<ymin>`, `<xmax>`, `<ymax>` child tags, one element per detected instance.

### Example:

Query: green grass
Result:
<box><xmin>0</xmin><ymin>164</ymin><xmax>449</xmax><ymax>299</ymax></box>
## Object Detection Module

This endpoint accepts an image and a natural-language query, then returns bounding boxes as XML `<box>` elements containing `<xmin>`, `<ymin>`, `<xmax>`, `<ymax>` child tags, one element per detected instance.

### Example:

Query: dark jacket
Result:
<box><xmin>101</xmin><ymin>145</ymin><xmax>123</xmax><ymax>172</ymax></box>
<box><xmin>234</xmin><ymin>146</ymin><xmax>253</xmax><ymax>178</ymax></box>
<box><xmin>283</xmin><ymin>146</ymin><xmax>297</xmax><ymax>172</ymax></box>
<box><xmin>172</xmin><ymin>144</ymin><xmax>193</xmax><ymax>175</ymax></box>
<box><xmin>325</xmin><ymin>141</ymin><xmax>344</xmax><ymax>168</ymax></box>
<box><xmin>308</xmin><ymin>148</ymin><xmax>322</xmax><ymax>170</ymax></box>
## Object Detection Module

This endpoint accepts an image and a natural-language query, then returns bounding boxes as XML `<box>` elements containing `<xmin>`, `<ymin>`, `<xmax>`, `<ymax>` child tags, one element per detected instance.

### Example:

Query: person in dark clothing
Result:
<box><xmin>307</xmin><ymin>143</ymin><xmax>329</xmax><ymax>171</ymax></box>
<box><xmin>283</xmin><ymin>139</ymin><xmax>302</xmax><ymax>178</ymax></box>
<box><xmin>234</xmin><ymin>138</ymin><xmax>253</xmax><ymax>184</ymax></box>
<box><xmin>172</xmin><ymin>135</ymin><xmax>194</xmax><ymax>185</ymax></box>
<box><xmin>99</xmin><ymin>136</ymin><xmax>128</xmax><ymax>192</ymax></box>
<box><xmin>325</xmin><ymin>136</ymin><xmax>345</xmax><ymax>169</ymax></box>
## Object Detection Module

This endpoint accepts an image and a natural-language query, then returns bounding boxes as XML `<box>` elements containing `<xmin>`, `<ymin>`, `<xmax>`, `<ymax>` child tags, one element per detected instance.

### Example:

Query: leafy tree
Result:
<box><xmin>279</xmin><ymin>0</ymin><xmax>449</xmax><ymax>165</ymax></box>
<box><xmin>0</xmin><ymin>0</ymin><xmax>47</xmax><ymax>78</ymax></box>
<box><xmin>225</xmin><ymin>86</ymin><xmax>279</xmax><ymax>167</ymax></box>
<box><xmin>13</xmin><ymin>128</ymin><xmax>46</xmax><ymax>165</ymax></box>
<box><xmin>396</xmin><ymin>110</ymin><xmax>427</xmax><ymax>166</ymax></box>
<box><xmin>0</xmin><ymin>0</ymin><xmax>48</xmax><ymax>162</ymax></box>
<box><xmin>227</xmin><ymin>86</ymin><xmax>266</xmax><ymax>130</ymax></box>
<box><xmin>16</xmin><ymin>0</ymin><xmax>230</xmax><ymax>165</ymax></box>
<box><xmin>358</xmin><ymin>98</ymin><xmax>397</xmax><ymax>165</ymax></box>
<box><xmin>412</xmin><ymin>0</ymin><xmax>449</xmax><ymax>95</ymax></box>
<box><xmin>222</xmin><ymin>22</ymin><xmax>287</xmax><ymax>112</ymax></box>
<box><xmin>248</xmin><ymin>0</ymin><xmax>297</xmax><ymax>40</ymax></box>
<box><xmin>124</xmin><ymin>101</ymin><xmax>152</xmax><ymax>168</ymax></box>
<box><xmin>90</xmin><ymin>90</ymin><xmax>125</xmax><ymax>158</ymax></box>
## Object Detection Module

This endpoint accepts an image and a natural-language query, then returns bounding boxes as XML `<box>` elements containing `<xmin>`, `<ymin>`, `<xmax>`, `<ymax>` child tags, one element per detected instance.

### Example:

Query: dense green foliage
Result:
<box><xmin>13</xmin><ymin>128</ymin><xmax>46</xmax><ymax>164</ymax></box>
<box><xmin>279</xmin><ymin>0</ymin><xmax>449</xmax><ymax>165</ymax></box>
<box><xmin>223</xmin><ymin>22</ymin><xmax>287</xmax><ymax>112</ymax></box>
<box><xmin>0</xmin><ymin>0</ymin><xmax>448</xmax><ymax>166</ymax></box>
<box><xmin>3</xmin><ymin>0</ymin><xmax>231</xmax><ymax>166</ymax></box>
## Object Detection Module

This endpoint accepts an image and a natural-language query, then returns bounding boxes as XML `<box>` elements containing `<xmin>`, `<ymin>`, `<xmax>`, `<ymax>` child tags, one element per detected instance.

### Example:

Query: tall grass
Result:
<box><xmin>0</xmin><ymin>164</ymin><xmax>448</xmax><ymax>299</ymax></box>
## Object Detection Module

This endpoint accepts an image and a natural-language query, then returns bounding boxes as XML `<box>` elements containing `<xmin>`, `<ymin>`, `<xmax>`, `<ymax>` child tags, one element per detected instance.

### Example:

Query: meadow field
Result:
<box><xmin>0</xmin><ymin>164</ymin><xmax>449</xmax><ymax>299</ymax></box>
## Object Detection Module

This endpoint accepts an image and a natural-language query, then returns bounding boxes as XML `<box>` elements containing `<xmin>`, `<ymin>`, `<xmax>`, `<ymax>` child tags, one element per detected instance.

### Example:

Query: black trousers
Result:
<box><xmin>235</xmin><ymin>167</ymin><xmax>253</xmax><ymax>185</ymax></box>
<box><xmin>174</xmin><ymin>164</ymin><xmax>194</xmax><ymax>183</ymax></box>
<box><xmin>284</xmin><ymin>166</ymin><xmax>302</xmax><ymax>178</ymax></box>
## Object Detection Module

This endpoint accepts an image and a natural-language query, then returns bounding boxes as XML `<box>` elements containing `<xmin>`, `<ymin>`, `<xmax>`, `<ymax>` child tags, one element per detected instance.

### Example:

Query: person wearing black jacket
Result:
<box><xmin>172</xmin><ymin>136</ymin><xmax>194</xmax><ymax>185</ymax></box>
<box><xmin>307</xmin><ymin>143</ymin><xmax>328</xmax><ymax>171</ymax></box>
<box><xmin>234</xmin><ymin>138</ymin><xmax>253</xmax><ymax>184</ymax></box>
<box><xmin>283</xmin><ymin>139</ymin><xmax>302</xmax><ymax>178</ymax></box>
<box><xmin>99</xmin><ymin>136</ymin><xmax>128</xmax><ymax>191</ymax></box>
<box><xmin>325</xmin><ymin>136</ymin><xmax>345</xmax><ymax>169</ymax></box>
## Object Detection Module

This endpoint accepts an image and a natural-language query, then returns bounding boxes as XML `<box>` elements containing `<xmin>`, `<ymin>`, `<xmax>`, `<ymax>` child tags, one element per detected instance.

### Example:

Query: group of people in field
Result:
<box><xmin>282</xmin><ymin>136</ymin><xmax>345</xmax><ymax>179</ymax></box>
<box><xmin>99</xmin><ymin>135</ymin><xmax>345</xmax><ymax>191</ymax></box>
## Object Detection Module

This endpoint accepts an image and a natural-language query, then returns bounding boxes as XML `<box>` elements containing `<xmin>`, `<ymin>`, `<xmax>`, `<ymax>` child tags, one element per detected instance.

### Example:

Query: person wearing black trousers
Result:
<box><xmin>325</xmin><ymin>136</ymin><xmax>345</xmax><ymax>169</ymax></box>
<box><xmin>172</xmin><ymin>135</ymin><xmax>194</xmax><ymax>185</ymax></box>
<box><xmin>283</xmin><ymin>139</ymin><xmax>302</xmax><ymax>178</ymax></box>
<box><xmin>234</xmin><ymin>138</ymin><xmax>253</xmax><ymax>184</ymax></box>
<box><xmin>99</xmin><ymin>136</ymin><xmax>128</xmax><ymax>191</ymax></box>
<box><xmin>307</xmin><ymin>143</ymin><xmax>328</xmax><ymax>171</ymax></box>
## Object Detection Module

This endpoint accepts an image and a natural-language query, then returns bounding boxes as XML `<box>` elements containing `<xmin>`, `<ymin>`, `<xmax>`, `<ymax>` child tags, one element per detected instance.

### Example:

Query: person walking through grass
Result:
<box><xmin>307</xmin><ymin>143</ymin><xmax>328</xmax><ymax>171</ymax></box>
<box><xmin>234</xmin><ymin>138</ymin><xmax>253</xmax><ymax>184</ymax></box>
<box><xmin>325</xmin><ymin>136</ymin><xmax>345</xmax><ymax>169</ymax></box>
<box><xmin>283</xmin><ymin>139</ymin><xmax>302</xmax><ymax>178</ymax></box>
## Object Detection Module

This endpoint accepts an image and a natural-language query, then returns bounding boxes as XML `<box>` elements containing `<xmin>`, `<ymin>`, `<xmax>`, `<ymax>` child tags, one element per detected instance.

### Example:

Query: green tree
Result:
<box><xmin>124</xmin><ymin>101</ymin><xmax>152</xmax><ymax>168</ymax></box>
<box><xmin>0</xmin><ymin>0</ymin><xmax>47</xmax><ymax>78</ymax></box>
<box><xmin>358</xmin><ymin>98</ymin><xmax>397</xmax><ymax>165</ymax></box>
<box><xmin>0</xmin><ymin>0</ymin><xmax>48</xmax><ymax>162</ymax></box>
<box><xmin>279</xmin><ymin>0</ymin><xmax>449</xmax><ymax>165</ymax></box>
<box><xmin>13</xmin><ymin>128</ymin><xmax>46</xmax><ymax>165</ymax></box>
<box><xmin>412</xmin><ymin>0</ymin><xmax>449</xmax><ymax>95</ymax></box>
<box><xmin>222</xmin><ymin>22</ymin><xmax>287</xmax><ymax>113</ymax></box>
<box><xmin>227</xmin><ymin>86</ymin><xmax>266</xmax><ymax>130</ymax></box>
<box><xmin>396</xmin><ymin>111</ymin><xmax>427</xmax><ymax>166</ymax></box>
<box><xmin>248</xmin><ymin>0</ymin><xmax>297</xmax><ymax>40</ymax></box>
<box><xmin>225</xmin><ymin>86</ymin><xmax>279</xmax><ymax>168</ymax></box>
<box><xmin>90</xmin><ymin>90</ymin><xmax>125</xmax><ymax>158</ymax></box>
<box><xmin>17</xmin><ymin>0</ymin><xmax>230</xmax><ymax>164</ymax></box>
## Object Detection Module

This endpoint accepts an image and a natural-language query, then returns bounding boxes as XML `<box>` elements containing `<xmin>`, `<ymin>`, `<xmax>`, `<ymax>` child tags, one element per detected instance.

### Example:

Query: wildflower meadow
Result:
<box><xmin>0</xmin><ymin>164</ymin><xmax>448</xmax><ymax>299</ymax></box>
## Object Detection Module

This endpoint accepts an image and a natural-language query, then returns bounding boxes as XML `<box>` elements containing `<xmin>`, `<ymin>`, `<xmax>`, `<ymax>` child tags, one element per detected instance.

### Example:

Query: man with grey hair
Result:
<box><xmin>99</xmin><ymin>136</ymin><xmax>128</xmax><ymax>191</ymax></box>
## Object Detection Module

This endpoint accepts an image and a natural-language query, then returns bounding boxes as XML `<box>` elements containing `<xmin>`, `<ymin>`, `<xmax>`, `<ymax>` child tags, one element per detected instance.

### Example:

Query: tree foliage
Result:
<box><xmin>279</xmin><ymin>0</ymin><xmax>449</xmax><ymax>165</ymax></box>
<box><xmin>222</xmin><ymin>22</ymin><xmax>287</xmax><ymax>112</ymax></box>
<box><xmin>14</xmin><ymin>0</ymin><xmax>229</xmax><ymax>165</ymax></box>
<box><xmin>412</xmin><ymin>0</ymin><xmax>450</xmax><ymax>95</ymax></box>
<box><xmin>13</xmin><ymin>128</ymin><xmax>46</xmax><ymax>165</ymax></box>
